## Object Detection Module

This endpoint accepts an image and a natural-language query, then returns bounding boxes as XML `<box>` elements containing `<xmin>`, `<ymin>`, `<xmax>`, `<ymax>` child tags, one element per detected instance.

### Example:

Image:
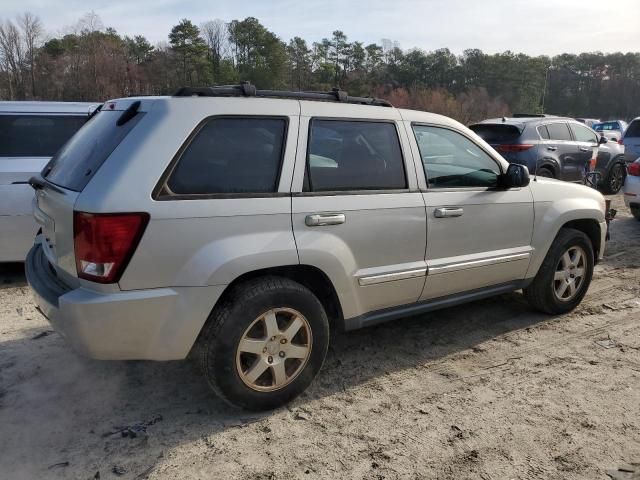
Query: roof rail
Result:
<box><xmin>172</xmin><ymin>81</ymin><xmax>393</xmax><ymax>107</ymax></box>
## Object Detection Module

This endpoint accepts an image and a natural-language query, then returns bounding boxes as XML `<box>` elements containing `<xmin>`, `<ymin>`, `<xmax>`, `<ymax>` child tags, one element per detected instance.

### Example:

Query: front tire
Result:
<box><xmin>524</xmin><ymin>228</ymin><xmax>594</xmax><ymax>315</ymax></box>
<box><xmin>199</xmin><ymin>276</ymin><xmax>330</xmax><ymax>411</ymax></box>
<box><xmin>536</xmin><ymin>167</ymin><xmax>554</xmax><ymax>179</ymax></box>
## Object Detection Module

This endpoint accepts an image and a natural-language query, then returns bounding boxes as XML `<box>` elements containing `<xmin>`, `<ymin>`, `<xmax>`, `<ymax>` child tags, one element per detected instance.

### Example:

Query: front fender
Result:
<box><xmin>526</xmin><ymin>196</ymin><xmax>605</xmax><ymax>277</ymax></box>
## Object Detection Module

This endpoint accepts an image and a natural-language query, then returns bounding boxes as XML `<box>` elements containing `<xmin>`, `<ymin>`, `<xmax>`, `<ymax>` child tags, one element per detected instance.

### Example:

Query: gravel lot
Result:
<box><xmin>1</xmin><ymin>193</ymin><xmax>639</xmax><ymax>480</ymax></box>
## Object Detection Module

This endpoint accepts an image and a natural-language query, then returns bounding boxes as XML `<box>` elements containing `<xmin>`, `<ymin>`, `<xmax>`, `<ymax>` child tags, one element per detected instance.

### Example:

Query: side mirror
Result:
<box><xmin>500</xmin><ymin>163</ymin><xmax>530</xmax><ymax>188</ymax></box>
<box><xmin>599</xmin><ymin>136</ymin><xmax>608</xmax><ymax>144</ymax></box>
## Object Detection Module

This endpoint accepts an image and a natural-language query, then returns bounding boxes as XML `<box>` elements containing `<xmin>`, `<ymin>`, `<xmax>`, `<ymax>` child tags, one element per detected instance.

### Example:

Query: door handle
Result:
<box><xmin>434</xmin><ymin>207</ymin><xmax>464</xmax><ymax>218</ymax></box>
<box><xmin>546</xmin><ymin>146</ymin><xmax>557</xmax><ymax>151</ymax></box>
<box><xmin>579</xmin><ymin>147</ymin><xmax>590</xmax><ymax>152</ymax></box>
<box><xmin>305</xmin><ymin>213</ymin><xmax>346</xmax><ymax>226</ymax></box>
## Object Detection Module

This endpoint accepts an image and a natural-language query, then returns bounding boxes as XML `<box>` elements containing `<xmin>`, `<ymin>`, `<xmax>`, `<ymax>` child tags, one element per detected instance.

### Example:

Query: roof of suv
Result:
<box><xmin>0</xmin><ymin>101</ymin><xmax>99</xmax><ymax>114</ymax></box>
<box><xmin>474</xmin><ymin>115</ymin><xmax>573</xmax><ymax>128</ymax></box>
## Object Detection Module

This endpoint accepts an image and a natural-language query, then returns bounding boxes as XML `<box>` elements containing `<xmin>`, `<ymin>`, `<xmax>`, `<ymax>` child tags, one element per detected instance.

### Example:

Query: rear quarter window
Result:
<box><xmin>0</xmin><ymin>115</ymin><xmax>86</xmax><ymax>157</ymax></box>
<box><xmin>43</xmin><ymin>110</ymin><xmax>144</xmax><ymax>192</ymax></box>
<box><xmin>165</xmin><ymin>117</ymin><xmax>287</xmax><ymax>195</ymax></box>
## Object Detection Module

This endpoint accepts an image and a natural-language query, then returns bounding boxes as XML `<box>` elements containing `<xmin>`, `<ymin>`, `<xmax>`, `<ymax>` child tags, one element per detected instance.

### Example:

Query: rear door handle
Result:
<box><xmin>305</xmin><ymin>213</ymin><xmax>346</xmax><ymax>226</ymax></box>
<box><xmin>434</xmin><ymin>207</ymin><xmax>464</xmax><ymax>218</ymax></box>
<box><xmin>547</xmin><ymin>146</ymin><xmax>557</xmax><ymax>151</ymax></box>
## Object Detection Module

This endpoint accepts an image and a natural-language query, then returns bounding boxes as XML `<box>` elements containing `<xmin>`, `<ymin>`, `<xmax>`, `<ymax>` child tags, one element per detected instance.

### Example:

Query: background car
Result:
<box><xmin>469</xmin><ymin>116</ymin><xmax>600</xmax><ymax>181</ymax></box>
<box><xmin>594</xmin><ymin>136</ymin><xmax>628</xmax><ymax>194</ymax></box>
<box><xmin>622</xmin><ymin>117</ymin><xmax>640</xmax><ymax>164</ymax></box>
<box><xmin>576</xmin><ymin>118</ymin><xmax>601</xmax><ymax>128</ymax></box>
<box><xmin>623</xmin><ymin>159</ymin><xmax>640</xmax><ymax>220</ymax></box>
<box><xmin>0</xmin><ymin>101</ymin><xmax>98</xmax><ymax>262</ymax></box>
<box><xmin>593</xmin><ymin>120</ymin><xmax>628</xmax><ymax>142</ymax></box>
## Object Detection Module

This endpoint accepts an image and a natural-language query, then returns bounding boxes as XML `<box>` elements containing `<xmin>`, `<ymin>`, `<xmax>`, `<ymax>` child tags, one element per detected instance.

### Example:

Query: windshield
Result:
<box><xmin>43</xmin><ymin>110</ymin><xmax>144</xmax><ymax>192</ymax></box>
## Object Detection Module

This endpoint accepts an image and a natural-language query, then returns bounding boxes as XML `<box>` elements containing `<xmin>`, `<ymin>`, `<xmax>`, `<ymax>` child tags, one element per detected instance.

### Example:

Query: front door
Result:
<box><xmin>406</xmin><ymin>123</ymin><xmax>534</xmax><ymax>300</ymax></box>
<box><xmin>291</xmin><ymin>106</ymin><xmax>427</xmax><ymax>321</ymax></box>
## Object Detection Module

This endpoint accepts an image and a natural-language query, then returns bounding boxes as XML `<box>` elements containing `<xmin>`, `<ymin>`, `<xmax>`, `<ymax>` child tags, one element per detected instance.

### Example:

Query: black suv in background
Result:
<box><xmin>470</xmin><ymin>116</ymin><xmax>627</xmax><ymax>194</ymax></box>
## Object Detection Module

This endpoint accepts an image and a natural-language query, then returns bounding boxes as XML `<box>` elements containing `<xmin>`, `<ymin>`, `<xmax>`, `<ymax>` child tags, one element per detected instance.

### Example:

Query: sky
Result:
<box><xmin>2</xmin><ymin>0</ymin><xmax>639</xmax><ymax>55</ymax></box>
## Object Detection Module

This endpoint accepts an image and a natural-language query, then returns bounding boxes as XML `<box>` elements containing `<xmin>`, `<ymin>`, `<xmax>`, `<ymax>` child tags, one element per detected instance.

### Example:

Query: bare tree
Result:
<box><xmin>19</xmin><ymin>12</ymin><xmax>43</xmax><ymax>98</ymax></box>
<box><xmin>0</xmin><ymin>19</ymin><xmax>26</xmax><ymax>99</ymax></box>
<box><xmin>200</xmin><ymin>19</ymin><xmax>228</xmax><ymax>81</ymax></box>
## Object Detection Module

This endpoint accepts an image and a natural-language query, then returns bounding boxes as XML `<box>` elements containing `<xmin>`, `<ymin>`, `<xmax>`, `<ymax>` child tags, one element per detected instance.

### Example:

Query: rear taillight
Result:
<box><xmin>618</xmin><ymin>138</ymin><xmax>624</xmax><ymax>145</ymax></box>
<box><xmin>628</xmin><ymin>162</ymin><xmax>640</xmax><ymax>177</ymax></box>
<box><xmin>73</xmin><ymin>211</ymin><xmax>149</xmax><ymax>283</ymax></box>
<box><xmin>494</xmin><ymin>144</ymin><xmax>534</xmax><ymax>153</ymax></box>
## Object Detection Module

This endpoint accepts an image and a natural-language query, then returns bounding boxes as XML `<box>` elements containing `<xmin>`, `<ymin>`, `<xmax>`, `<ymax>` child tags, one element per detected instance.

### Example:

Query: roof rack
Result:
<box><xmin>172</xmin><ymin>81</ymin><xmax>393</xmax><ymax>107</ymax></box>
<box><xmin>512</xmin><ymin>113</ymin><xmax>554</xmax><ymax>118</ymax></box>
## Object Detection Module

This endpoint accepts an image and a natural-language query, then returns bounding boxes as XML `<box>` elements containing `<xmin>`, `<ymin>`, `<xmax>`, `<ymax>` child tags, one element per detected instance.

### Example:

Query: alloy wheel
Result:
<box><xmin>235</xmin><ymin>308</ymin><xmax>312</xmax><ymax>392</ymax></box>
<box><xmin>553</xmin><ymin>246</ymin><xmax>587</xmax><ymax>302</ymax></box>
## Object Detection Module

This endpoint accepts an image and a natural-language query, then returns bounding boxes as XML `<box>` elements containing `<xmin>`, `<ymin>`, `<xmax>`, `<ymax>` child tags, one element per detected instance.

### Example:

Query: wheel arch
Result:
<box><xmin>206</xmin><ymin>264</ymin><xmax>344</xmax><ymax>333</ymax></box>
<box><xmin>560</xmin><ymin>218</ymin><xmax>602</xmax><ymax>264</ymax></box>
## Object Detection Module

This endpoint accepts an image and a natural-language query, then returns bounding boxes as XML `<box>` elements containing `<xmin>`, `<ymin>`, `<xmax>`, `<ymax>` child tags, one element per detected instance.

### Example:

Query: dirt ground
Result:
<box><xmin>0</xmin><ymin>193</ymin><xmax>639</xmax><ymax>480</ymax></box>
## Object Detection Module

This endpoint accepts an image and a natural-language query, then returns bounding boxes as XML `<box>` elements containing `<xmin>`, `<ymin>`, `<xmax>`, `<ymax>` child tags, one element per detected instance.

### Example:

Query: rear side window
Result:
<box><xmin>546</xmin><ymin>123</ymin><xmax>572</xmax><ymax>141</ymax></box>
<box><xmin>626</xmin><ymin>120</ymin><xmax>640</xmax><ymax>138</ymax></box>
<box><xmin>468</xmin><ymin>124</ymin><xmax>521</xmax><ymax>143</ymax></box>
<box><xmin>0</xmin><ymin>115</ymin><xmax>86</xmax><ymax>157</ymax></box>
<box><xmin>43</xmin><ymin>111</ymin><xmax>144</xmax><ymax>192</ymax></box>
<box><xmin>306</xmin><ymin>120</ymin><xmax>406</xmax><ymax>191</ymax></box>
<box><xmin>167</xmin><ymin>117</ymin><xmax>287</xmax><ymax>195</ymax></box>
<box><xmin>537</xmin><ymin>125</ymin><xmax>550</xmax><ymax>139</ymax></box>
<box><xmin>570</xmin><ymin>124</ymin><xmax>598</xmax><ymax>144</ymax></box>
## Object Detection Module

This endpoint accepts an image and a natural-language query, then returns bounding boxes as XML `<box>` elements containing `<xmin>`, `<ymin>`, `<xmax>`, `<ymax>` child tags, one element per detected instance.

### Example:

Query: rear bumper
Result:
<box><xmin>26</xmin><ymin>244</ymin><xmax>224</xmax><ymax>360</ymax></box>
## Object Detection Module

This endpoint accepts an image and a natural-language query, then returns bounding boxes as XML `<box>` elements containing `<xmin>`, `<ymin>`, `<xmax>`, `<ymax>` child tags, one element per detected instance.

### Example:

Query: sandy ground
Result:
<box><xmin>0</xmin><ymin>193</ymin><xmax>639</xmax><ymax>480</ymax></box>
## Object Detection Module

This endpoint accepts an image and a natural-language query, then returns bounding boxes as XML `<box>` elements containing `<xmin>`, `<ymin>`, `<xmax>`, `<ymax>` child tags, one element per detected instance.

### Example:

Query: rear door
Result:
<box><xmin>546</xmin><ymin>122</ymin><xmax>580</xmax><ymax>181</ymax></box>
<box><xmin>291</xmin><ymin>104</ymin><xmax>427</xmax><ymax>320</ymax></box>
<box><xmin>34</xmin><ymin>103</ymin><xmax>146</xmax><ymax>279</ymax></box>
<box><xmin>569</xmin><ymin>122</ymin><xmax>599</xmax><ymax>178</ymax></box>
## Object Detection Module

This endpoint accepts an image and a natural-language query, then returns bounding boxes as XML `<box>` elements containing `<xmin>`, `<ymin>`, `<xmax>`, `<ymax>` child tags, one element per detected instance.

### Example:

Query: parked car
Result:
<box><xmin>26</xmin><ymin>85</ymin><xmax>607</xmax><ymax>410</ymax></box>
<box><xmin>469</xmin><ymin>116</ymin><xmax>624</xmax><ymax>192</ymax></box>
<box><xmin>623</xmin><ymin>159</ymin><xmax>640</xmax><ymax>220</ymax></box>
<box><xmin>0</xmin><ymin>101</ymin><xmax>98</xmax><ymax>262</ymax></box>
<box><xmin>622</xmin><ymin>117</ymin><xmax>640</xmax><ymax>164</ymax></box>
<box><xmin>593</xmin><ymin>136</ymin><xmax>628</xmax><ymax>194</ymax></box>
<box><xmin>593</xmin><ymin>120</ymin><xmax>628</xmax><ymax>142</ymax></box>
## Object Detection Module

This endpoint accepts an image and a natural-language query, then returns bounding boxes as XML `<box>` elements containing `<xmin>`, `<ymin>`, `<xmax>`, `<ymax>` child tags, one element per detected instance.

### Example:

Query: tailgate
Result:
<box><xmin>33</xmin><ymin>183</ymin><xmax>79</xmax><ymax>281</ymax></box>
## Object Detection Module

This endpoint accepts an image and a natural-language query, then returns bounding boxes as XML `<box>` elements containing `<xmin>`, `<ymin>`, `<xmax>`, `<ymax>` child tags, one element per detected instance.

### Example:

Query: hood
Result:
<box><xmin>528</xmin><ymin>176</ymin><xmax>606</xmax><ymax>212</ymax></box>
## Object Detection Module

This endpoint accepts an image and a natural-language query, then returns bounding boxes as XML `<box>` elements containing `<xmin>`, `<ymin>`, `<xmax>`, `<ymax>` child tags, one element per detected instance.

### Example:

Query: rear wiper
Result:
<box><xmin>28</xmin><ymin>175</ymin><xmax>64</xmax><ymax>194</ymax></box>
<box><xmin>116</xmin><ymin>100</ymin><xmax>141</xmax><ymax>126</ymax></box>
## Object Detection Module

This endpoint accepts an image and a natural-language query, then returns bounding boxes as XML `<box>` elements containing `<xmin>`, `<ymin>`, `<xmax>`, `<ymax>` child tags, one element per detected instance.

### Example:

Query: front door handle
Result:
<box><xmin>305</xmin><ymin>213</ymin><xmax>346</xmax><ymax>226</ymax></box>
<box><xmin>547</xmin><ymin>146</ymin><xmax>557</xmax><ymax>151</ymax></box>
<box><xmin>434</xmin><ymin>207</ymin><xmax>464</xmax><ymax>218</ymax></box>
<box><xmin>579</xmin><ymin>147</ymin><xmax>590</xmax><ymax>152</ymax></box>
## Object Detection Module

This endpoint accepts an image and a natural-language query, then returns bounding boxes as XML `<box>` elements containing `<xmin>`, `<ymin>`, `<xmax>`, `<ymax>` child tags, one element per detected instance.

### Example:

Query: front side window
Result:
<box><xmin>413</xmin><ymin>125</ymin><xmax>500</xmax><ymax>188</ymax></box>
<box><xmin>546</xmin><ymin>123</ymin><xmax>572</xmax><ymax>141</ymax></box>
<box><xmin>305</xmin><ymin>120</ymin><xmax>406</xmax><ymax>191</ymax></box>
<box><xmin>570</xmin><ymin>124</ymin><xmax>598</xmax><ymax>144</ymax></box>
<box><xmin>167</xmin><ymin>117</ymin><xmax>287</xmax><ymax>195</ymax></box>
<box><xmin>0</xmin><ymin>114</ymin><xmax>86</xmax><ymax>157</ymax></box>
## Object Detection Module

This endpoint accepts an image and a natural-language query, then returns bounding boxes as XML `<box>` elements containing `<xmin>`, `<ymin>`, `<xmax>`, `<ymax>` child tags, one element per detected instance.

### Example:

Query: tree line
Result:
<box><xmin>1</xmin><ymin>12</ymin><xmax>639</xmax><ymax>124</ymax></box>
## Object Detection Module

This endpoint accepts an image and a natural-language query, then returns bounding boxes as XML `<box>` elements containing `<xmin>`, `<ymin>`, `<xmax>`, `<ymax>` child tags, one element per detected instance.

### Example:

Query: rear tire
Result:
<box><xmin>198</xmin><ymin>276</ymin><xmax>330</xmax><ymax>411</ymax></box>
<box><xmin>524</xmin><ymin>228</ymin><xmax>594</xmax><ymax>315</ymax></box>
<box><xmin>600</xmin><ymin>162</ymin><xmax>626</xmax><ymax>194</ymax></box>
<box><xmin>536</xmin><ymin>167</ymin><xmax>554</xmax><ymax>178</ymax></box>
<box><xmin>631</xmin><ymin>205</ymin><xmax>640</xmax><ymax>221</ymax></box>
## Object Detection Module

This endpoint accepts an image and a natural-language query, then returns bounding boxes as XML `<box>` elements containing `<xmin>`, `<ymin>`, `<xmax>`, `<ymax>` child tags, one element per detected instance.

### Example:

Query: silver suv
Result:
<box><xmin>26</xmin><ymin>84</ymin><xmax>608</xmax><ymax>410</ymax></box>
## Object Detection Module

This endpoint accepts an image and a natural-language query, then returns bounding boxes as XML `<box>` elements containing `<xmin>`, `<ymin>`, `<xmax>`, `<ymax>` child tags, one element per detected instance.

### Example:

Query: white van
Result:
<box><xmin>0</xmin><ymin>101</ymin><xmax>98</xmax><ymax>261</ymax></box>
